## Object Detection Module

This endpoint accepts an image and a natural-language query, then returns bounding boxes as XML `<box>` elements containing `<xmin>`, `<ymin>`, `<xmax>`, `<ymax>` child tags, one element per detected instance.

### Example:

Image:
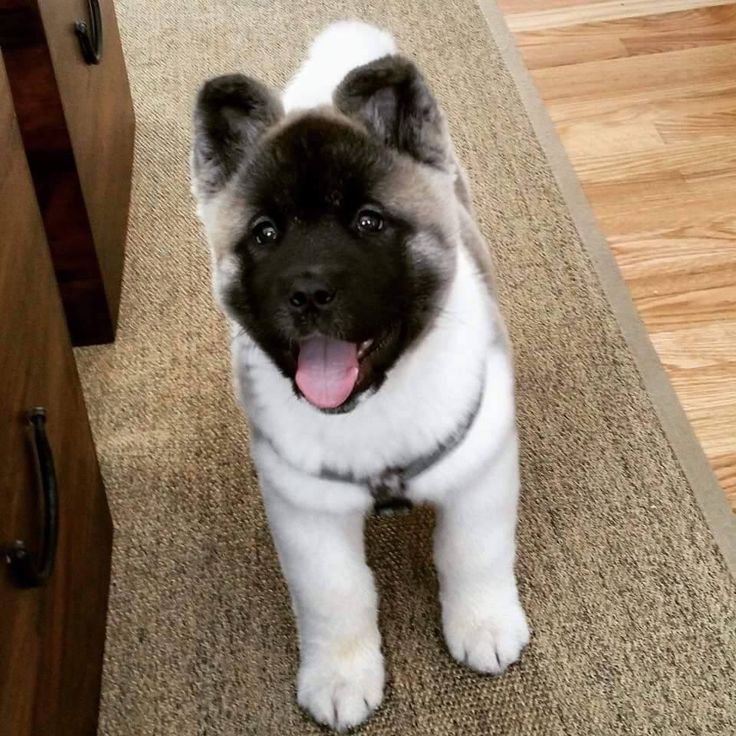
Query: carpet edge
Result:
<box><xmin>476</xmin><ymin>0</ymin><xmax>736</xmax><ymax>578</ymax></box>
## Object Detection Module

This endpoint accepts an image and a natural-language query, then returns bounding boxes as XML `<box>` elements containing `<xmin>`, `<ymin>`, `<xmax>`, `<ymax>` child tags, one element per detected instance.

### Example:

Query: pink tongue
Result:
<box><xmin>296</xmin><ymin>336</ymin><xmax>359</xmax><ymax>409</ymax></box>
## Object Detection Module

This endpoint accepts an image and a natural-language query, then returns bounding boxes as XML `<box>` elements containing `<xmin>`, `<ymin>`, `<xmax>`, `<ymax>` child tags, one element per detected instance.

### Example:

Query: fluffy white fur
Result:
<box><xmin>282</xmin><ymin>22</ymin><xmax>397</xmax><ymax>113</ymax></box>
<box><xmin>225</xmin><ymin>21</ymin><xmax>529</xmax><ymax>732</ymax></box>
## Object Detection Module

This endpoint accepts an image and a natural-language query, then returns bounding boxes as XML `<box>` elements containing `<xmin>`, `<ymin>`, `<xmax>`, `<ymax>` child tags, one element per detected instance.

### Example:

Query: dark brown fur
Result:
<box><xmin>192</xmin><ymin>57</ymin><xmax>464</xmax><ymax>405</ymax></box>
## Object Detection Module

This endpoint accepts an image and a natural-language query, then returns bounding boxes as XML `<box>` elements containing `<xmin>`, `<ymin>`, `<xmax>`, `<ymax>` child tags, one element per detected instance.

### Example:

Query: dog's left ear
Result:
<box><xmin>334</xmin><ymin>55</ymin><xmax>449</xmax><ymax>169</ymax></box>
<box><xmin>192</xmin><ymin>74</ymin><xmax>283</xmax><ymax>198</ymax></box>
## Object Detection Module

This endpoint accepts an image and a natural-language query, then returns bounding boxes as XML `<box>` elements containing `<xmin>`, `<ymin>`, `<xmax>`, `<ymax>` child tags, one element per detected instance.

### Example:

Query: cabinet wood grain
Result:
<box><xmin>0</xmin><ymin>57</ymin><xmax>113</xmax><ymax>736</ymax></box>
<box><xmin>0</xmin><ymin>0</ymin><xmax>135</xmax><ymax>346</ymax></box>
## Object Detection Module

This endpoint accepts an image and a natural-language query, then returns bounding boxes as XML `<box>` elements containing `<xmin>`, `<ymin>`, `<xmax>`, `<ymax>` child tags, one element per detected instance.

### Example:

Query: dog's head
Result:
<box><xmin>192</xmin><ymin>56</ymin><xmax>459</xmax><ymax>411</ymax></box>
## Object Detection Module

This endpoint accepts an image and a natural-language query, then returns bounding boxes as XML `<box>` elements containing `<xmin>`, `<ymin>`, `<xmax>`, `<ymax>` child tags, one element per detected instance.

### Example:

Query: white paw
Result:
<box><xmin>297</xmin><ymin>639</ymin><xmax>384</xmax><ymax>732</ymax></box>
<box><xmin>443</xmin><ymin>596</ymin><xmax>530</xmax><ymax>675</ymax></box>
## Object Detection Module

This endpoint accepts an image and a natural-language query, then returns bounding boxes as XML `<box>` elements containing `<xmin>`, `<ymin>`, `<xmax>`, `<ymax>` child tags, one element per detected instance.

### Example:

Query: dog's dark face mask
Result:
<box><xmin>192</xmin><ymin>57</ymin><xmax>457</xmax><ymax>411</ymax></box>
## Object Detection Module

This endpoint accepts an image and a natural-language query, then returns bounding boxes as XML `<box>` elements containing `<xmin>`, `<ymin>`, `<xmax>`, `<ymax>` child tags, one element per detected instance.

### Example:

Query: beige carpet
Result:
<box><xmin>77</xmin><ymin>1</ymin><xmax>736</xmax><ymax>734</ymax></box>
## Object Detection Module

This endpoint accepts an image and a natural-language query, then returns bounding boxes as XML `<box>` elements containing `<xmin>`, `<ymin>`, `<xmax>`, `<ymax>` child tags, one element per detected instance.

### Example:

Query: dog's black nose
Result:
<box><xmin>288</xmin><ymin>274</ymin><xmax>336</xmax><ymax>311</ymax></box>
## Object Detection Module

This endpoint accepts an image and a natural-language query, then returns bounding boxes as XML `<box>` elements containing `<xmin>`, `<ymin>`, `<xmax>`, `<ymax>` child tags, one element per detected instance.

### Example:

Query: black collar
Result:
<box><xmin>253</xmin><ymin>379</ymin><xmax>485</xmax><ymax>517</ymax></box>
<box><xmin>320</xmin><ymin>382</ymin><xmax>484</xmax><ymax>515</ymax></box>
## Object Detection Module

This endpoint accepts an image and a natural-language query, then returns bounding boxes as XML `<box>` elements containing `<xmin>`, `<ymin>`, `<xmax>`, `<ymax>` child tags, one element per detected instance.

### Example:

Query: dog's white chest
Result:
<box><xmin>233</xmin><ymin>246</ymin><xmax>515</xmax><ymax>512</ymax></box>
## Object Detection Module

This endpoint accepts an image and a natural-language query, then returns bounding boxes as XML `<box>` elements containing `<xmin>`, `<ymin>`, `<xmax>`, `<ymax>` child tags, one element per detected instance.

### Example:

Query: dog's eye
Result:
<box><xmin>355</xmin><ymin>208</ymin><xmax>384</xmax><ymax>234</ymax></box>
<box><xmin>252</xmin><ymin>217</ymin><xmax>280</xmax><ymax>245</ymax></box>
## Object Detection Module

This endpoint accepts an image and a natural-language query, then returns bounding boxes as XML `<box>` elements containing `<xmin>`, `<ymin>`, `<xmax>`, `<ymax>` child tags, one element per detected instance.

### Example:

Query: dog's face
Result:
<box><xmin>192</xmin><ymin>57</ymin><xmax>459</xmax><ymax>411</ymax></box>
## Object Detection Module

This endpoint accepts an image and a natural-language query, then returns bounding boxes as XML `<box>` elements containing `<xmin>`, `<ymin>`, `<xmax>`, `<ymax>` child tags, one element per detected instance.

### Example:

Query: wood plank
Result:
<box><xmin>501</xmin><ymin>0</ymin><xmax>736</xmax><ymax>507</ymax></box>
<box><xmin>583</xmin><ymin>177</ymin><xmax>692</xmax><ymax>222</ymax></box>
<box><xmin>620</xmin><ymin>5</ymin><xmax>736</xmax><ymax>55</ymax></box>
<box><xmin>612</xmin><ymin>251</ymin><xmax>736</xmax><ymax>300</ymax></box>
<box><xmin>515</xmin><ymin>33</ymin><xmax>628</xmax><ymax>69</ymax></box>
<box><xmin>632</xmin><ymin>284</ymin><xmax>736</xmax><ymax>330</ymax></box>
<box><xmin>503</xmin><ymin>0</ymin><xmax>735</xmax><ymax>31</ymax></box>
<box><xmin>545</xmin><ymin>79</ymin><xmax>736</xmax><ymax>124</ymax></box>
<box><xmin>532</xmin><ymin>42</ymin><xmax>736</xmax><ymax>100</ymax></box>
<box><xmin>543</xmin><ymin>76</ymin><xmax>736</xmax><ymax>135</ymax></box>
<box><xmin>596</xmin><ymin>191</ymin><xmax>736</xmax><ymax>235</ymax></box>
<box><xmin>558</xmin><ymin>120</ymin><xmax>665</xmax><ymax>160</ymax></box>
<box><xmin>655</xmin><ymin>109</ymin><xmax>736</xmax><ymax>143</ymax></box>
<box><xmin>498</xmin><ymin>0</ymin><xmax>613</xmax><ymax>14</ymax></box>
<box><xmin>651</xmin><ymin>323</ymin><xmax>736</xmax><ymax>370</ymax></box>
<box><xmin>666</xmin><ymin>366</ymin><xmax>736</xmax><ymax>412</ymax></box>
<box><xmin>710</xmin><ymin>455</ymin><xmax>736</xmax><ymax>504</ymax></box>
<box><xmin>569</xmin><ymin>140</ymin><xmax>736</xmax><ymax>185</ymax></box>
<box><xmin>677</xmin><ymin>403</ymin><xmax>736</xmax><ymax>459</ymax></box>
<box><xmin>514</xmin><ymin>6</ymin><xmax>736</xmax><ymax>69</ymax></box>
<box><xmin>611</xmin><ymin>237</ymin><xmax>736</xmax><ymax>288</ymax></box>
<box><xmin>595</xmin><ymin>173</ymin><xmax>736</xmax><ymax>226</ymax></box>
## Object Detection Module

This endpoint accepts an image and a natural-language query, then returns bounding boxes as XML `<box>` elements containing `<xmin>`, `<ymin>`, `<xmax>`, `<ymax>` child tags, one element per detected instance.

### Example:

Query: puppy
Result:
<box><xmin>191</xmin><ymin>20</ymin><xmax>529</xmax><ymax>732</ymax></box>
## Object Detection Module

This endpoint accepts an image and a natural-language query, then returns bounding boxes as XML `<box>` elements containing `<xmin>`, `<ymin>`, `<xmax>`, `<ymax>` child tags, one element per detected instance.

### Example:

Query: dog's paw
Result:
<box><xmin>297</xmin><ymin>639</ymin><xmax>384</xmax><ymax>732</ymax></box>
<box><xmin>443</xmin><ymin>596</ymin><xmax>530</xmax><ymax>675</ymax></box>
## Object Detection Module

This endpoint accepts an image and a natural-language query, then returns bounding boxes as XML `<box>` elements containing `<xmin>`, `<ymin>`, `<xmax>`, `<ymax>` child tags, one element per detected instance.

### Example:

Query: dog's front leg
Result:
<box><xmin>433</xmin><ymin>432</ymin><xmax>530</xmax><ymax>674</ymax></box>
<box><xmin>262</xmin><ymin>488</ymin><xmax>383</xmax><ymax>732</ymax></box>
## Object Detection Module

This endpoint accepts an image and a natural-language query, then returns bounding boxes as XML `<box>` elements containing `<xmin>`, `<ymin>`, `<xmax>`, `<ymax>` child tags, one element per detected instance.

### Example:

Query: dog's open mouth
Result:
<box><xmin>294</xmin><ymin>327</ymin><xmax>398</xmax><ymax>410</ymax></box>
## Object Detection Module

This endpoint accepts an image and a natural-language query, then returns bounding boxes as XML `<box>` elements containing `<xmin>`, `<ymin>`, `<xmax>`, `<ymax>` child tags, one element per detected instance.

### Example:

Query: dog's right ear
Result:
<box><xmin>192</xmin><ymin>74</ymin><xmax>283</xmax><ymax>198</ymax></box>
<box><xmin>334</xmin><ymin>55</ymin><xmax>449</xmax><ymax>170</ymax></box>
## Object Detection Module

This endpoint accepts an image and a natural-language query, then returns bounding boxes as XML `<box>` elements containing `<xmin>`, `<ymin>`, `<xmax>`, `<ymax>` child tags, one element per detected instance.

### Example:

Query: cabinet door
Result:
<box><xmin>0</xmin><ymin>0</ymin><xmax>135</xmax><ymax>346</ymax></box>
<box><xmin>0</xmin><ymin>57</ymin><xmax>113</xmax><ymax>736</ymax></box>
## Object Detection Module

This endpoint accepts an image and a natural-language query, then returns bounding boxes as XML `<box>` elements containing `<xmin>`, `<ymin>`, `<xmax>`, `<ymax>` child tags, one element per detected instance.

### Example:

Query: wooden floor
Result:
<box><xmin>497</xmin><ymin>0</ymin><xmax>736</xmax><ymax>508</ymax></box>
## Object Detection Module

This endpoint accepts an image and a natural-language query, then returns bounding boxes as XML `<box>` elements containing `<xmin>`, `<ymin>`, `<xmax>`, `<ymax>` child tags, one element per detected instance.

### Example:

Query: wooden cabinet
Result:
<box><xmin>0</xmin><ymin>58</ymin><xmax>113</xmax><ymax>736</ymax></box>
<box><xmin>0</xmin><ymin>0</ymin><xmax>135</xmax><ymax>346</ymax></box>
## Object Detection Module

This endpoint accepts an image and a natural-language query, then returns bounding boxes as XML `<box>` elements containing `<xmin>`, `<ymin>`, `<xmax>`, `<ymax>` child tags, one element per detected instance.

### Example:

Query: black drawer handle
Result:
<box><xmin>75</xmin><ymin>0</ymin><xmax>103</xmax><ymax>65</ymax></box>
<box><xmin>6</xmin><ymin>408</ymin><xmax>59</xmax><ymax>588</ymax></box>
